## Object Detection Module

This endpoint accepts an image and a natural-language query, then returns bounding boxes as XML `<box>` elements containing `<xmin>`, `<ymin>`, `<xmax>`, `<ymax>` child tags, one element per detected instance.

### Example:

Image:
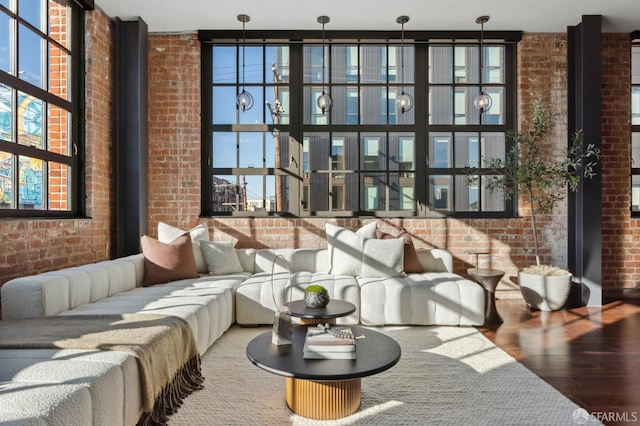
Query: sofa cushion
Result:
<box><xmin>199</xmin><ymin>241</ymin><xmax>244</xmax><ymax>275</ymax></box>
<box><xmin>326</xmin><ymin>222</ymin><xmax>377</xmax><ymax>276</ymax></box>
<box><xmin>158</xmin><ymin>222</ymin><xmax>209</xmax><ymax>274</ymax></box>
<box><xmin>360</xmin><ymin>238</ymin><xmax>406</xmax><ymax>278</ymax></box>
<box><xmin>376</xmin><ymin>228</ymin><xmax>425</xmax><ymax>273</ymax></box>
<box><xmin>140</xmin><ymin>235</ymin><xmax>199</xmax><ymax>287</ymax></box>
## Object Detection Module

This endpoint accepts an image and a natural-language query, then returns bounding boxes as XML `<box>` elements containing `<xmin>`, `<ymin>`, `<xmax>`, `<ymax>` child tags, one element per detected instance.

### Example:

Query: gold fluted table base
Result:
<box><xmin>285</xmin><ymin>377</ymin><xmax>361</xmax><ymax>420</ymax></box>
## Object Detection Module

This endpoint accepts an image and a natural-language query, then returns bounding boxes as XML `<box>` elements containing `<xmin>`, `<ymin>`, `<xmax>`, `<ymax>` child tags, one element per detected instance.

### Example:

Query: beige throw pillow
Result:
<box><xmin>199</xmin><ymin>240</ymin><xmax>244</xmax><ymax>275</ymax></box>
<box><xmin>360</xmin><ymin>238</ymin><xmax>406</xmax><ymax>278</ymax></box>
<box><xmin>325</xmin><ymin>221</ymin><xmax>377</xmax><ymax>276</ymax></box>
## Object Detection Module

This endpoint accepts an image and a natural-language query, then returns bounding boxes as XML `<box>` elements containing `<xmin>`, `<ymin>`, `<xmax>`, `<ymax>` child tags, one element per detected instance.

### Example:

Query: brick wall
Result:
<box><xmin>0</xmin><ymin>8</ymin><xmax>116</xmax><ymax>310</ymax></box>
<box><xmin>601</xmin><ymin>34</ymin><xmax>640</xmax><ymax>297</ymax></box>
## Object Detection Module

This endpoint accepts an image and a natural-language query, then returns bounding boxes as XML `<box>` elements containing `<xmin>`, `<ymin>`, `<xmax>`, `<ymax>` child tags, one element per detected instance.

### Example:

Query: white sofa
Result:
<box><xmin>0</xmin><ymin>246</ymin><xmax>484</xmax><ymax>425</ymax></box>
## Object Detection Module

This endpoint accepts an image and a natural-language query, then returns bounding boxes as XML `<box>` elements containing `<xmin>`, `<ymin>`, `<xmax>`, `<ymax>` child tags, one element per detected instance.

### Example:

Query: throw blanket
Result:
<box><xmin>0</xmin><ymin>313</ymin><xmax>204</xmax><ymax>425</ymax></box>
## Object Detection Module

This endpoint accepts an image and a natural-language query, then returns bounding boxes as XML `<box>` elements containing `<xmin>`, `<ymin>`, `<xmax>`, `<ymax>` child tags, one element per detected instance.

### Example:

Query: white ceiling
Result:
<box><xmin>94</xmin><ymin>0</ymin><xmax>640</xmax><ymax>34</ymax></box>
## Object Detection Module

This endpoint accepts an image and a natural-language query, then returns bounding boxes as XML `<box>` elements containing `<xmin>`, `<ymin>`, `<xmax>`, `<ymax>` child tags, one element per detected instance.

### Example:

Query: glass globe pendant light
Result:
<box><xmin>236</xmin><ymin>14</ymin><xmax>254</xmax><ymax>112</ymax></box>
<box><xmin>473</xmin><ymin>15</ymin><xmax>492</xmax><ymax>114</ymax></box>
<box><xmin>317</xmin><ymin>15</ymin><xmax>332</xmax><ymax>114</ymax></box>
<box><xmin>396</xmin><ymin>15</ymin><xmax>413</xmax><ymax>114</ymax></box>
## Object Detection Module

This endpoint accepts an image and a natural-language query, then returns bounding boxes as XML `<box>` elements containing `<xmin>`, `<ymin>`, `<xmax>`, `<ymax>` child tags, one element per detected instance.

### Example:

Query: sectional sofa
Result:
<box><xmin>0</xmin><ymin>222</ymin><xmax>485</xmax><ymax>425</ymax></box>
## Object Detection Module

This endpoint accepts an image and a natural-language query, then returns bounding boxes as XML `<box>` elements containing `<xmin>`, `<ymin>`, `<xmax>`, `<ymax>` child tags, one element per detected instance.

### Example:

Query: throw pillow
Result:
<box><xmin>376</xmin><ymin>228</ymin><xmax>425</xmax><ymax>273</ymax></box>
<box><xmin>158</xmin><ymin>222</ymin><xmax>209</xmax><ymax>274</ymax></box>
<box><xmin>199</xmin><ymin>240</ymin><xmax>244</xmax><ymax>275</ymax></box>
<box><xmin>325</xmin><ymin>221</ymin><xmax>377</xmax><ymax>276</ymax></box>
<box><xmin>360</xmin><ymin>238</ymin><xmax>406</xmax><ymax>278</ymax></box>
<box><xmin>140</xmin><ymin>235</ymin><xmax>199</xmax><ymax>287</ymax></box>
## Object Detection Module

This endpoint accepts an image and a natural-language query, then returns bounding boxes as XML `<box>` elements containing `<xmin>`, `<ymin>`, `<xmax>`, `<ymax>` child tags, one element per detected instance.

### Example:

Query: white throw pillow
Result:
<box><xmin>360</xmin><ymin>238</ymin><xmax>406</xmax><ymax>278</ymax></box>
<box><xmin>158</xmin><ymin>222</ymin><xmax>209</xmax><ymax>274</ymax></box>
<box><xmin>325</xmin><ymin>221</ymin><xmax>377</xmax><ymax>276</ymax></box>
<box><xmin>199</xmin><ymin>240</ymin><xmax>244</xmax><ymax>275</ymax></box>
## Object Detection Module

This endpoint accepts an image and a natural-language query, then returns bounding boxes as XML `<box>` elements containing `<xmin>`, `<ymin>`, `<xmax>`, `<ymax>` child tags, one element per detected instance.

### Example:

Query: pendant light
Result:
<box><xmin>396</xmin><ymin>15</ymin><xmax>413</xmax><ymax>114</ymax></box>
<box><xmin>236</xmin><ymin>14</ymin><xmax>254</xmax><ymax>112</ymax></box>
<box><xmin>317</xmin><ymin>15</ymin><xmax>332</xmax><ymax>114</ymax></box>
<box><xmin>473</xmin><ymin>15</ymin><xmax>492</xmax><ymax>114</ymax></box>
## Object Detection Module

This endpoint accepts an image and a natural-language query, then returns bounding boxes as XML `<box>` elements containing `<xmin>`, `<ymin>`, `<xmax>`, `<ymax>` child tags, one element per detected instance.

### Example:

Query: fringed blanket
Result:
<box><xmin>0</xmin><ymin>313</ymin><xmax>204</xmax><ymax>425</ymax></box>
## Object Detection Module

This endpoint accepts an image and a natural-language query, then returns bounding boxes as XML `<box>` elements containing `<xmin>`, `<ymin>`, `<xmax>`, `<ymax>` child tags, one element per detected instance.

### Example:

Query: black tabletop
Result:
<box><xmin>246</xmin><ymin>325</ymin><xmax>401</xmax><ymax>381</ymax></box>
<box><xmin>285</xmin><ymin>299</ymin><xmax>356</xmax><ymax>320</ymax></box>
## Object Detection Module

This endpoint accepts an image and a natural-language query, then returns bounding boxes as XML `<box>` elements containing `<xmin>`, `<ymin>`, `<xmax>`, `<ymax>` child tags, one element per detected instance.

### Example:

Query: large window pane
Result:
<box><xmin>361</xmin><ymin>86</ymin><xmax>385</xmax><ymax>125</ymax></box>
<box><xmin>239</xmin><ymin>133</ymin><xmax>263</xmax><ymax>168</ymax></box>
<box><xmin>633</xmin><ymin>175</ymin><xmax>640</xmax><ymax>212</ymax></box>
<box><xmin>19</xmin><ymin>24</ymin><xmax>43</xmax><ymax>88</ymax></box>
<box><xmin>430</xmin><ymin>175</ymin><xmax>451</xmax><ymax>211</ymax></box>
<box><xmin>332</xmin><ymin>45</ymin><xmax>359</xmax><ymax>84</ymax></box>
<box><xmin>0</xmin><ymin>13</ymin><xmax>10</xmax><ymax>74</ymax></box>
<box><xmin>632</xmin><ymin>133</ymin><xmax>640</xmax><ymax>167</ymax></box>
<box><xmin>482</xmin><ymin>87</ymin><xmax>504</xmax><ymax>125</ymax></box>
<box><xmin>455</xmin><ymin>174</ymin><xmax>478</xmax><ymax>212</ymax></box>
<box><xmin>429</xmin><ymin>86</ymin><xmax>452</xmax><ymax>124</ymax></box>
<box><xmin>0</xmin><ymin>84</ymin><xmax>12</xmax><ymax>142</ymax></box>
<box><xmin>18</xmin><ymin>155</ymin><xmax>44</xmax><ymax>210</ymax></box>
<box><xmin>0</xmin><ymin>151</ymin><xmax>12</xmax><ymax>208</ymax></box>
<box><xmin>213</xmin><ymin>46</ymin><xmax>236</xmax><ymax>84</ymax></box>
<box><xmin>20</xmin><ymin>0</ymin><xmax>43</xmax><ymax>31</ymax></box>
<box><xmin>429</xmin><ymin>46</ymin><xmax>452</xmax><ymax>84</ymax></box>
<box><xmin>212</xmin><ymin>132</ymin><xmax>236</xmax><ymax>167</ymax></box>
<box><xmin>361</xmin><ymin>134</ymin><xmax>385</xmax><ymax>170</ymax></box>
<box><xmin>632</xmin><ymin>87</ymin><xmax>640</xmax><ymax>125</ymax></box>
<box><xmin>485</xmin><ymin>46</ymin><xmax>504</xmax><ymax>84</ymax></box>
<box><xmin>361</xmin><ymin>45</ymin><xmax>385</xmax><ymax>84</ymax></box>
<box><xmin>429</xmin><ymin>133</ymin><xmax>451</xmax><ymax>168</ymax></box>
<box><xmin>213</xmin><ymin>175</ymin><xmax>238</xmax><ymax>212</ymax></box>
<box><xmin>17</xmin><ymin>92</ymin><xmax>43</xmax><ymax>148</ymax></box>
<box><xmin>212</xmin><ymin>86</ymin><xmax>237</xmax><ymax>124</ymax></box>
<box><xmin>266</xmin><ymin>46</ymin><xmax>289</xmax><ymax>83</ymax></box>
<box><xmin>455</xmin><ymin>132</ymin><xmax>479</xmax><ymax>168</ymax></box>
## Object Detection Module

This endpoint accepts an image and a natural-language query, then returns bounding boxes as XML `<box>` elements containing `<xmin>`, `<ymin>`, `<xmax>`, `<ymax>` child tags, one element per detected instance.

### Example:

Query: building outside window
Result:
<box><xmin>200</xmin><ymin>29</ymin><xmax>519</xmax><ymax>217</ymax></box>
<box><xmin>0</xmin><ymin>0</ymin><xmax>84</xmax><ymax>217</ymax></box>
<box><xmin>631</xmin><ymin>37</ymin><xmax>640</xmax><ymax>214</ymax></box>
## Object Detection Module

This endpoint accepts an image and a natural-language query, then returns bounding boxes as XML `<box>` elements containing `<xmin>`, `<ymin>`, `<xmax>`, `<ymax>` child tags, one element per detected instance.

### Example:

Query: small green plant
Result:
<box><xmin>468</xmin><ymin>99</ymin><xmax>600</xmax><ymax>267</ymax></box>
<box><xmin>305</xmin><ymin>284</ymin><xmax>327</xmax><ymax>293</ymax></box>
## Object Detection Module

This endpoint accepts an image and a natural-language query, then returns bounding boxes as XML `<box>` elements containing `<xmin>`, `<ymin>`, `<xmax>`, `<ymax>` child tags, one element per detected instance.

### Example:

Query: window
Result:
<box><xmin>632</xmin><ymin>38</ymin><xmax>640</xmax><ymax>214</ymax></box>
<box><xmin>200</xmin><ymin>29</ymin><xmax>519</xmax><ymax>217</ymax></box>
<box><xmin>0</xmin><ymin>0</ymin><xmax>85</xmax><ymax>216</ymax></box>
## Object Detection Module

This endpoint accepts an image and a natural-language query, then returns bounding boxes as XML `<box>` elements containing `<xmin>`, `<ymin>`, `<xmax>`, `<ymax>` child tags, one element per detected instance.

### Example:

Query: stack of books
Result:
<box><xmin>303</xmin><ymin>327</ymin><xmax>356</xmax><ymax>359</ymax></box>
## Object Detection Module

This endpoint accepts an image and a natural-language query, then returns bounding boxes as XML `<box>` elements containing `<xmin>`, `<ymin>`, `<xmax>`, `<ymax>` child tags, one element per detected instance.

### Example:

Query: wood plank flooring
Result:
<box><xmin>479</xmin><ymin>298</ymin><xmax>640</xmax><ymax>426</ymax></box>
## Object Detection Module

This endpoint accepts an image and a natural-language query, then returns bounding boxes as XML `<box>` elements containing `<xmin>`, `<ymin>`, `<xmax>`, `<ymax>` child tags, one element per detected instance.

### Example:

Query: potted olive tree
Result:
<box><xmin>470</xmin><ymin>99</ymin><xmax>600</xmax><ymax>311</ymax></box>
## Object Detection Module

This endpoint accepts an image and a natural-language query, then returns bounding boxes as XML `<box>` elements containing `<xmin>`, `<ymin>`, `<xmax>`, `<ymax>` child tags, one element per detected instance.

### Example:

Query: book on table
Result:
<box><xmin>303</xmin><ymin>327</ymin><xmax>356</xmax><ymax>359</ymax></box>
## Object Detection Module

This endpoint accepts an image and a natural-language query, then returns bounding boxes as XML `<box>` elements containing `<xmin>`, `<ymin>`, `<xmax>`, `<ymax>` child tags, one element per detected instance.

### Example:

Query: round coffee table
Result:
<box><xmin>285</xmin><ymin>299</ymin><xmax>356</xmax><ymax>325</ymax></box>
<box><xmin>246</xmin><ymin>325</ymin><xmax>401</xmax><ymax>420</ymax></box>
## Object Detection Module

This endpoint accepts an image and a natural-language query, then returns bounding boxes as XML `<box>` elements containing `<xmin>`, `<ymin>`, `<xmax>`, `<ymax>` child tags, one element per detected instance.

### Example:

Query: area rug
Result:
<box><xmin>169</xmin><ymin>325</ymin><xmax>594</xmax><ymax>425</ymax></box>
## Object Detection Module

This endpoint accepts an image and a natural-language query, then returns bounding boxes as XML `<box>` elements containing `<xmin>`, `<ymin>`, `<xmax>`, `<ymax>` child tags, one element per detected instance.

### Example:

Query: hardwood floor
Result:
<box><xmin>479</xmin><ymin>298</ymin><xmax>640</xmax><ymax>425</ymax></box>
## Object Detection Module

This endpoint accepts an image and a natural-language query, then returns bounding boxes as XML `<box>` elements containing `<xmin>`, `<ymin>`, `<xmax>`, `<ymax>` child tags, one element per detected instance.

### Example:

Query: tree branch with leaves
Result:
<box><xmin>469</xmin><ymin>99</ymin><xmax>600</xmax><ymax>267</ymax></box>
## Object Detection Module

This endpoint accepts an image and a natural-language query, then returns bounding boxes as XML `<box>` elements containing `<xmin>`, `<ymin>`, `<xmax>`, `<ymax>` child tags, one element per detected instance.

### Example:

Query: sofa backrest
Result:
<box><xmin>1</xmin><ymin>254</ymin><xmax>144</xmax><ymax>320</ymax></box>
<box><xmin>235</xmin><ymin>248</ymin><xmax>331</xmax><ymax>274</ymax></box>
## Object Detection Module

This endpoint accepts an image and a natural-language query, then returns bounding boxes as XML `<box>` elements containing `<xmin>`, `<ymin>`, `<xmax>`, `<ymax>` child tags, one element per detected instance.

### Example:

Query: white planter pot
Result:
<box><xmin>518</xmin><ymin>271</ymin><xmax>572</xmax><ymax>311</ymax></box>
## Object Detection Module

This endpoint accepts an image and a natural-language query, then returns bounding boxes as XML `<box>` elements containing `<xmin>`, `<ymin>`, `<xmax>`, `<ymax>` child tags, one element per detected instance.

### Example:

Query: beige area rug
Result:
<box><xmin>169</xmin><ymin>325</ymin><xmax>595</xmax><ymax>425</ymax></box>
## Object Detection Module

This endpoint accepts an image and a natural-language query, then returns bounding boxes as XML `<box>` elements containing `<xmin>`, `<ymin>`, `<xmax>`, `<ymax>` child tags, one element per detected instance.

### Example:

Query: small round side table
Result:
<box><xmin>467</xmin><ymin>268</ymin><xmax>505</xmax><ymax>325</ymax></box>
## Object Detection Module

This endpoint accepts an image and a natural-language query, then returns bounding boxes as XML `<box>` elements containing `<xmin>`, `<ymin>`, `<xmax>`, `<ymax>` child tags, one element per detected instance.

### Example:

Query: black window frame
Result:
<box><xmin>0</xmin><ymin>0</ymin><xmax>89</xmax><ymax>218</ymax></box>
<box><xmin>199</xmin><ymin>29</ymin><xmax>521</xmax><ymax>218</ymax></box>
